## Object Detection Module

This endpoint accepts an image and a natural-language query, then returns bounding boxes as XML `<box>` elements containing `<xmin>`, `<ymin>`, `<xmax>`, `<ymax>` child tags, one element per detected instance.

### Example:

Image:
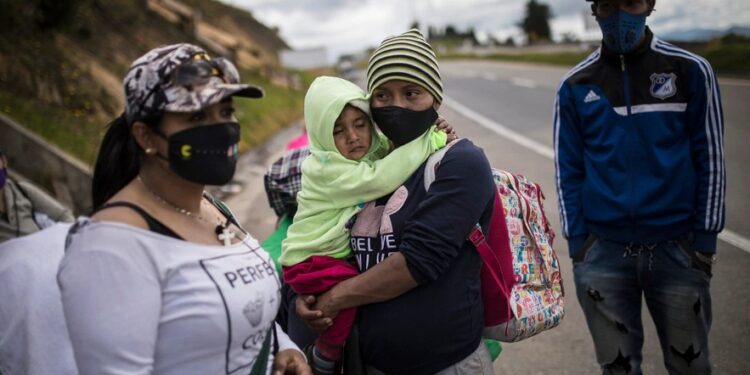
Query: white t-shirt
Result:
<box><xmin>0</xmin><ymin>223</ymin><xmax>77</xmax><ymax>375</ymax></box>
<box><xmin>58</xmin><ymin>218</ymin><xmax>300</xmax><ymax>375</ymax></box>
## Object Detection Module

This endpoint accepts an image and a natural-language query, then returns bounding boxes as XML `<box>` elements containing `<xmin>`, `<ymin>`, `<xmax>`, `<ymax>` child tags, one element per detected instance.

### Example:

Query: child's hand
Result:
<box><xmin>435</xmin><ymin>116</ymin><xmax>458</xmax><ymax>142</ymax></box>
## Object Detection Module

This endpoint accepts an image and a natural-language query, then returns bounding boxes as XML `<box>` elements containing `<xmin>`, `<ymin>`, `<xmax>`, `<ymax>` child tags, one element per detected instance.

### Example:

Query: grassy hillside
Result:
<box><xmin>0</xmin><ymin>0</ymin><xmax>306</xmax><ymax>166</ymax></box>
<box><xmin>180</xmin><ymin>0</ymin><xmax>288</xmax><ymax>62</ymax></box>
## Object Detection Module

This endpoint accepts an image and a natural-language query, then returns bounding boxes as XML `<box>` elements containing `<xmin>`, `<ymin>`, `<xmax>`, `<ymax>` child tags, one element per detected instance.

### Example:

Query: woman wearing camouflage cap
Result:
<box><xmin>58</xmin><ymin>44</ymin><xmax>310</xmax><ymax>375</ymax></box>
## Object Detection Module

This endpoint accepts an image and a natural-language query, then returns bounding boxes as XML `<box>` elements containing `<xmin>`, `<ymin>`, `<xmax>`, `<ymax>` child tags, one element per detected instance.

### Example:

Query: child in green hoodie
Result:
<box><xmin>280</xmin><ymin>76</ymin><xmax>451</xmax><ymax>372</ymax></box>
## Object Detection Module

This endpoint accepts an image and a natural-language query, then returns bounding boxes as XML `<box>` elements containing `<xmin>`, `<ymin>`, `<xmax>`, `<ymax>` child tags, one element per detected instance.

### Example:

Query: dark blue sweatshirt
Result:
<box><xmin>348</xmin><ymin>139</ymin><xmax>494</xmax><ymax>375</ymax></box>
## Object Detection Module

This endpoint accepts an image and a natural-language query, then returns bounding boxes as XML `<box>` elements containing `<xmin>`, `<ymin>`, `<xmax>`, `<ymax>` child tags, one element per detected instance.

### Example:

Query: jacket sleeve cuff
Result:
<box><xmin>692</xmin><ymin>231</ymin><xmax>718</xmax><ymax>253</ymax></box>
<box><xmin>568</xmin><ymin>234</ymin><xmax>588</xmax><ymax>258</ymax></box>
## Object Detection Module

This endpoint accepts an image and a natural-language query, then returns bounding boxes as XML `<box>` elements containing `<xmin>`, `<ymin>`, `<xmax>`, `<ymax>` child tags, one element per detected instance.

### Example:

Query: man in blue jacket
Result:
<box><xmin>554</xmin><ymin>0</ymin><xmax>724</xmax><ymax>373</ymax></box>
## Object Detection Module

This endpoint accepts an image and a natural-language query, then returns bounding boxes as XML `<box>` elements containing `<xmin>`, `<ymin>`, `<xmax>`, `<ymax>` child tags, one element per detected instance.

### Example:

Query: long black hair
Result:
<box><xmin>91</xmin><ymin>114</ymin><xmax>161</xmax><ymax>209</ymax></box>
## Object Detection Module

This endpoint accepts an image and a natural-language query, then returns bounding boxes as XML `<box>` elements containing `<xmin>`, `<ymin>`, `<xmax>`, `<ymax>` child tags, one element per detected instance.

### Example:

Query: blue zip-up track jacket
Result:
<box><xmin>554</xmin><ymin>29</ymin><xmax>725</xmax><ymax>256</ymax></box>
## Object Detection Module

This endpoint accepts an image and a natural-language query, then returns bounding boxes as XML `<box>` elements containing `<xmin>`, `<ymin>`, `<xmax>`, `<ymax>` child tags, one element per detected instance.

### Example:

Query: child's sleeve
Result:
<box><xmin>327</xmin><ymin>127</ymin><xmax>447</xmax><ymax>208</ymax></box>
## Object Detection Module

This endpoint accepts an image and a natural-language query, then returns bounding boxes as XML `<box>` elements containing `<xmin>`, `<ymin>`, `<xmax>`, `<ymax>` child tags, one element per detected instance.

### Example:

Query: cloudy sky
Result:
<box><xmin>221</xmin><ymin>0</ymin><xmax>750</xmax><ymax>61</ymax></box>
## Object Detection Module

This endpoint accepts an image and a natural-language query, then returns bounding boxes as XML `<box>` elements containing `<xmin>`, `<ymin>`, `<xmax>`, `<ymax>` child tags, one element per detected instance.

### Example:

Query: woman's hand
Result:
<box><xmin>313</xmin><ymin>290</ymin><xmax>340</xmax><ymax>322</ymax></box>
<box><xmin>435</xmin><ymin>116</ymin><xmax>458</xmax><ymax>142</ymax></box>
<box><xmin>295</xmin><ymin>295</ymin><xmax>333</xmax><ymax>333</ymax></box>
<box><xmin>273</xmin><ymin>349</ymin><xmax>312</xmax><ymax>375</ymax></box>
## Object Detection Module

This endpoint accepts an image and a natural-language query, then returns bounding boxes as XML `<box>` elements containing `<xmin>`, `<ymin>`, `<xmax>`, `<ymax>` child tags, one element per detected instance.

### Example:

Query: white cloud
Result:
<box><xmin>222</xmin><ymin>0</ymin><xmax>750</xmax><ymax>61</ymax></box>
<box><xmin>648</xmin><ymin>0</ymin><xmax>750</xmax><ymax>32</ymax></box>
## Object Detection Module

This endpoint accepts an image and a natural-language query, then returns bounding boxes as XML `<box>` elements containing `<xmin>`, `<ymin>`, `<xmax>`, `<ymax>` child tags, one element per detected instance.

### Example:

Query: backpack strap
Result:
<box><xmin>423</xmin><ymin>139</ymin><xmax>465</xmax><ymax>192</ymax></box>
<box><xmin>422</xmin><ymin>139</ymin><xmax>514</xmax><ymax>313</ymax></box>
<box><xmin>422</xmin><ymin>138</ymin><xmax>491</xmax><ymax>245</ymax></box>
<box><xmin>468</xmin><ymin>191</ymin><xmax>511</xmax><ymax>286</ymax></box>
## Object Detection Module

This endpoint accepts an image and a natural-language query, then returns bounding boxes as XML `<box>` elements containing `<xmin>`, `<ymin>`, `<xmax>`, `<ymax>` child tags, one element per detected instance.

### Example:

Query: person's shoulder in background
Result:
<box><xmin>16</xmin><ymin>180</ymin><xmax>75</xmax><ymax>223</ymax></box>
<box><xmin>0</xmin><ymin>222</ymin><xmax>78</xmax><ymax>375</ymax></box>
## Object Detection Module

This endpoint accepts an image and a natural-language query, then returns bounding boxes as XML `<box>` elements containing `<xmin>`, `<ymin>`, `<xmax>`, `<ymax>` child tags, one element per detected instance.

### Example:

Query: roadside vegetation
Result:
<box><xmin>439</xmin><ymin>51</ymin><xmax>590</xmax><ymax>67</ymax></box>
<box><xmin>436</xmin><ymin>0</ymin><xmax>749</xmax><ymax>77</ymax></box>
<box><xmin>0</xmin><ymin>76</ymin><xmax>306</xmax><ymax>166</ymax></box>
<box><xmin>439</xmin><ymin>33</ymin><xmax>750</xmax><ymax>77</ymax></box>
<box><xmin>693</xmin><ymin>34</ymin><xmax>750</xmax><ymax>77</ymax></box>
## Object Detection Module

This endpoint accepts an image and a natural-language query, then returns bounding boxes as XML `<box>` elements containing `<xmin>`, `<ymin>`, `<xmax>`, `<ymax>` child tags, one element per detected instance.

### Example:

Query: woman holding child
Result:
<box><xmin>294</xmin><ymin>29</ymin><xmax>497</xmax><ymax>374</ymax></box>
<box><xmin>280</xmin><ymin>74</ymin><xmax>451</xmax><ymax>374</ymax></box>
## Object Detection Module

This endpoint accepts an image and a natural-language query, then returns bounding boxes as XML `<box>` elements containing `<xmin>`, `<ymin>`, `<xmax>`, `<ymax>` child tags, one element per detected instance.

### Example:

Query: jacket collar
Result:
<box><xmin>599</xmin><ymin>27</ymin><xmax>654</xmax><ymax>63</ymax></box>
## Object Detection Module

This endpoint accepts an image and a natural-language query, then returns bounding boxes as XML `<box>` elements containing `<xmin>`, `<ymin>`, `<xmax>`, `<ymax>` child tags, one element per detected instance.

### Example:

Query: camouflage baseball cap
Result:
<box><xmin>123</xmin><ymin>43</ymin><xmax>264</xmax><ymax>123</ymax></box>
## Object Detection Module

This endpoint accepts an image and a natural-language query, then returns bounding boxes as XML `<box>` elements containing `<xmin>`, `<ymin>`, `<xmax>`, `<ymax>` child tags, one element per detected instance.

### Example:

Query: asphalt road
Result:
<box><xmin>228</xmin><ymin>60</ymin><xmax>750</xmax><ymax>374</ymax></box>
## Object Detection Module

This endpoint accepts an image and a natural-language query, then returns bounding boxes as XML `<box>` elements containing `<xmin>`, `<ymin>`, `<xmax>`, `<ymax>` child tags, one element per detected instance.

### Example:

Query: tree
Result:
<box><xmin>520</xmin><ymin>0</ymin><xmax>552</xmax><ymax>43</ymax></box>
<box><xmin>428</xmin><ymin>25</ymin><xmax>437</xmax><ymax>40</ymax></box>
<box><xmin>467</xmin><ymin>27</ymin><xmax>479</xmax><ymax>45</ymax></box>
<box><xmin>561</xmin><ymin>32</ymin><xmax>579</xmax><ymax>44</ymax></box>
<box><xmin>445</xmin><ymin>25</ymin><xmax>458</xmax><ymax>37</ymax></box>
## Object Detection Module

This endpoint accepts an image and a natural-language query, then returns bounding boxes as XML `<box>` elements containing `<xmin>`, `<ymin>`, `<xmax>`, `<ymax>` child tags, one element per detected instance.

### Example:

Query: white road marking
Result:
<box><xmin>443</xmin><ymin>96</ymin><xmax>554</xmax><ymax>160</ymax></box>
<box><xmin>718</xmin><ymin>229</ymin><xmax>750</xmax><ymax>254</ymax></box>
<box><xmin>443</xmin><ymin>94</ymin><xmax>750</xmax><ymax>255</ymax></box>
<box><xmin>482</xmin><ymin>72</ymin><xmax>498</xmax><ymax>81</ymax></box>
<box><xmin>511</xmin><ymin>77</ymin><xmax>538</xmax><ymax>88</ymax></box>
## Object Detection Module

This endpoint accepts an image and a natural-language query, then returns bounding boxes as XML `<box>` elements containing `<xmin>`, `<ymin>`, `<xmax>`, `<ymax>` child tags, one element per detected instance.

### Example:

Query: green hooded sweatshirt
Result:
<box><xmin>279</xmin><ymin>76</ymin><xmax>446</xmax><ymax>266</ymax></box>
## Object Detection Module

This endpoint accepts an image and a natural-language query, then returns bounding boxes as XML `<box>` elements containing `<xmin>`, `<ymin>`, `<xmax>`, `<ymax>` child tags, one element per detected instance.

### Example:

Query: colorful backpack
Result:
<box><xmin>424</xmin><ymin>139</ymin><xmax>565</xmax><ymax>342</ymax></box>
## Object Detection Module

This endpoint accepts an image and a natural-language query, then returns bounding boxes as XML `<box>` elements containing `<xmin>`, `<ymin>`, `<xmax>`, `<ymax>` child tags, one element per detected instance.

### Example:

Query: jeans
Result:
<box><xmin>573</xmin><ymin>237</ymin><xmax>712</xmax><ymax>374</ymax></box>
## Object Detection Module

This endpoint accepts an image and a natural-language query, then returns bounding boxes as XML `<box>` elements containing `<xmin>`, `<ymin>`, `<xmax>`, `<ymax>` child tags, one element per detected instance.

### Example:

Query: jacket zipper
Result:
<box><xmin>621</xmin><ymin>54</ymin><xmax>631</xmax><ymax>115</ymax></box>
<box><xmin>621</xmin><ymin>54</ymin><xmax>636</xmax><ymax>225</ymax></box>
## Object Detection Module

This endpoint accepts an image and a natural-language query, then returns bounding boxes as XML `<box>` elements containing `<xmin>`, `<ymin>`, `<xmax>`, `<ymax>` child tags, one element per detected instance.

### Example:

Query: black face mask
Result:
<box><xmin>154</xmin><ymin>122</ymin><xmax>240</xmax><ymax>185</ymax></box>
<box><xmin>371</xmin><ymin>106</ymin><xmax>438</xmax><ymax>146</ymax></box>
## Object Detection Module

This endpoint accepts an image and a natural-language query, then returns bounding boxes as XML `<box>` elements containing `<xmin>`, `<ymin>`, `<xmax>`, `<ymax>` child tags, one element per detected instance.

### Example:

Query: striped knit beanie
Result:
<box><xmin>366</xmin><ymin>29</ymin><xmax>443</xmax><ymax>104</ymax></box>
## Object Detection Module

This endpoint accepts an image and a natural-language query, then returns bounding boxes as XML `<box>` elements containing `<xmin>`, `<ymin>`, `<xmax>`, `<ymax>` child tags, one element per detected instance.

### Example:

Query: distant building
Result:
<box><xmin>280</xmin><ymin>47</ymin><xmax>329</xmax><ymax>70</ymax></box>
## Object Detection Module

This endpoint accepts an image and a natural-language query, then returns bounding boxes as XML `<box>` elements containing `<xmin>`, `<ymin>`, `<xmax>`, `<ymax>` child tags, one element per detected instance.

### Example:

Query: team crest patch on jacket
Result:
<box><xmin>650</xmin><ymin>73</ymin><xmax>677</xmax><ymax>100</ymax></box>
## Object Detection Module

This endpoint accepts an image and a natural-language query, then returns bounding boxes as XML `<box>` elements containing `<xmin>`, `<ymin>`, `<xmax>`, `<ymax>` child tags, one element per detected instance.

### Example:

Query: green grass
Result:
<box><xmin>0</xmin><ymin>76</ymin><xmax>306</xmax><ymax>166</ymax></box>
<box><xmin>0</xmin><ymin>90</ymin><xmax>104</xmax><ymax>166</ymax></box>
<box><xmin>233</xmin><ymin>73</ymin><xmax>305</xmax><ymax>151</ymax></box>
<box><xmin>698</xmin><ymin>44</ymin><xmax>750</xmax><ymax>77</ymax></box>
